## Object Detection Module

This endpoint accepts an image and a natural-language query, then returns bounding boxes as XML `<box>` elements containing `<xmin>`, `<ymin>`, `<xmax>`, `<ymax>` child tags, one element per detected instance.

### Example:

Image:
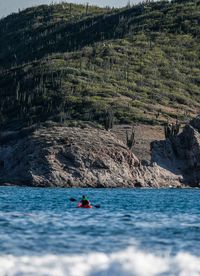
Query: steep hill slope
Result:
<box><xmin>0</xmin><ymin>0</ymin><xmax>200</xmax><ymax>130</ymax></box>
<box><xmin>1</xmin><ymin>0</ymin><xmax>199</xmax><ymax>68</ymax></box>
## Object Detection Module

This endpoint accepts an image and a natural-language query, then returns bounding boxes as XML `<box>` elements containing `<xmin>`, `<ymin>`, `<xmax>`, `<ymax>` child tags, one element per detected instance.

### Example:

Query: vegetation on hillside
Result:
<box><xmin>0</xmin><ymin>0</ymin><xmax>199</xmax><ymax>130</ymax></box>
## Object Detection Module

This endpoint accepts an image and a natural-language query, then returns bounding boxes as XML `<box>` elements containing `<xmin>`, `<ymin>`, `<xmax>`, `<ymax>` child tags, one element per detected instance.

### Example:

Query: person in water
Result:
<box><xmin>81</xmin><ymin>195</ymin><xmax>90</xmax><ymax>206</ymax></box>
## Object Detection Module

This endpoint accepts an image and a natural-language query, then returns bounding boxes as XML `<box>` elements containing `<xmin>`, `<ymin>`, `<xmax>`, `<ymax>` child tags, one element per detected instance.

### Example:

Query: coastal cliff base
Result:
<box><xmin>0</xmin><ymin>125</ymin><xmax>141</xmax><ymax>187</ymax></box>
<box><xmin>151</xmin><ymin>116</ymin><xmax>200</xmax><ymax>188</ymax></box>
<box><xmin>0</xmin><ymin>118</ymin><xmax>200</xmax><ymax>188</ymax></box>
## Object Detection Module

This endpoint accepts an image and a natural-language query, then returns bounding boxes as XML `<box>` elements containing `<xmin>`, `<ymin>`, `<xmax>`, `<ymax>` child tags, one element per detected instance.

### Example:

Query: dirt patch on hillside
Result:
<box><xmin>112</xmin><ymin>124</ymin><xmax>165</xmax><ymax>161</ymax></box>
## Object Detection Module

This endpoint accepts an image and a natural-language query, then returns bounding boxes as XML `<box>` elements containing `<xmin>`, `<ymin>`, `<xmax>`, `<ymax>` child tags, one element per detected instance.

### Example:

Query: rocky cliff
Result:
<box><xmin>151</xmin><ymin>116</ymin><xmax>200</xmax><ymax>188</ymax></box>
<box><xmin>1</xmin><ymin>117</ymin><xmax>200</xmax><ymax>188</ymax></box>
<box><xmin>0</xmin><ymin>124</ymin><xmax>141</xmax><ymax>187</ymax></box>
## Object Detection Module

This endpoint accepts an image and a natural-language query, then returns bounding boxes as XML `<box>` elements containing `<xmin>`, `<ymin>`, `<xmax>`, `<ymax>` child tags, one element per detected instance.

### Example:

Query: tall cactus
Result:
<box><xmin>164</xmin><ymin>120</ymin><xmax>180</xmax><ymax>139</ymax></box>
<box><xmin>126</xmin><ymin>127</ymin><xmax>135</xmax><ymax>150</ymax></box>
<box><xmin>70</xmin><ymin>3</ymin><xmax>72</xmax><ymax>16</ymax></box>
<box><xmin>86</xmin><ymin>2</ymin><xmax>89</xmax><ymax>15</ymax></box>
<box><xmin>104</xmin><ymin>110</ymin><xmax>114</xmax><ymax>131</ymax></box>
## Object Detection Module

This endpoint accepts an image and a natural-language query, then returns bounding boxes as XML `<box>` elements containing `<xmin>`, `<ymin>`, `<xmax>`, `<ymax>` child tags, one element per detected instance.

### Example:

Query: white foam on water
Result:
<box><xmin>0</xmin><ymin>247</ymin><xmax>200</xmax><ymax>276</ymax></box>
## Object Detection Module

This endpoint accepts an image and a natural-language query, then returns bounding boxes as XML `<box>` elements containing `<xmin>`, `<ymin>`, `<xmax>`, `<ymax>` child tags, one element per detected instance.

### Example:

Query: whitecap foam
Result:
<box><xmin>0</xmin><ymin>247</ymin><xmax>200</xmax><ymax>276</ymax></box>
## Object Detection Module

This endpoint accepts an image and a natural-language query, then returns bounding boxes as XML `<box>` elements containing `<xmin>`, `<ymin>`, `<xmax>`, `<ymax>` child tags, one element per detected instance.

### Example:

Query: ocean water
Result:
<box><xmin>0</xmin><ymin>187</ymin><xmax>199</xmax><ymax>276</ymax></box>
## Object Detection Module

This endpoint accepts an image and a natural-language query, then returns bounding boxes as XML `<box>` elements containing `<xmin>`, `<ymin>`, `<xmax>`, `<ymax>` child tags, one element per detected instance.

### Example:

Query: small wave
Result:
<box><xmin>0</xmin><ymin>247</ymin><xmax>200</xmax><ymax>276</ymax></box>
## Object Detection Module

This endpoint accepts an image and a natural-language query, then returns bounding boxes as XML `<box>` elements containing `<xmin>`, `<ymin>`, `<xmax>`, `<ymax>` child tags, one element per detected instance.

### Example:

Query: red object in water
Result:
<box><xmin>77</xmin><ymin>202</ymin><xmax>92</xmax><ymax>208</ymax></box>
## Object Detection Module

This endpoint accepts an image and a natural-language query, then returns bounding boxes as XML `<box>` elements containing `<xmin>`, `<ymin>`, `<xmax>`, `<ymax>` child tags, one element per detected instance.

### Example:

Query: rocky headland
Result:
<box><xmin>0</xmin><ymin>116</ymin><xmax>200</xmax><ymax>188</ymax></box>
<box><xmin>0</xmin><ymin>124</ymin><xmax>140</xmax><ymax>187</ymax></box>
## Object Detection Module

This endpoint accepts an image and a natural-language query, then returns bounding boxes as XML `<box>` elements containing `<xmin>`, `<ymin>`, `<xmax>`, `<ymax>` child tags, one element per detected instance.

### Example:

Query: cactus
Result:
<box><xmin>126</xmin><ymin>127</ymin><xmax>135</xmax><ymax>149</ymax></box>
<box><xmin>104</xmin><ymin>110</ymin><xmax>114</xmax><ymax>131</ymax></box>
<box><xmin>164</xmin><ymin>120</ymin><xmax>180</xmax><ymax>139</ymax></box>
<box><xmin>70</xmin><ymin>3</ymin><xmax>72</xmax><ymax>16</ymax></box>
<box><xmin>86</xmin><ymin>3</ymin><xmax>89</xmax><ymax>15</ymax></box>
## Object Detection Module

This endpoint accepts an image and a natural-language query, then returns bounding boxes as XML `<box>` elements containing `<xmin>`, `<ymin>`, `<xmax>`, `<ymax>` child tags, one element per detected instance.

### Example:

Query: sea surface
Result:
<box><xmin>0</xmin><ymin>187</ymin><xmax>199</xmax><ymax>276</ymax></box>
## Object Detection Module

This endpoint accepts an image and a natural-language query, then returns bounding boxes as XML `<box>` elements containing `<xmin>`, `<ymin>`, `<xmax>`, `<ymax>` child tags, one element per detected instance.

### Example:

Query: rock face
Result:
<box><xmin>1</xmin><ymin>116</ymin><xmax>200</xmax><ymax>188</ymax></box>
<box><xmin>0</xmin><ymin>125</ymin><xmax>141</xmax><ymax>187</ymax></box>
<box><xmin>151</xmin><ymin>116</ymin><xmax>200</xmax><ymax>187</ymax></box>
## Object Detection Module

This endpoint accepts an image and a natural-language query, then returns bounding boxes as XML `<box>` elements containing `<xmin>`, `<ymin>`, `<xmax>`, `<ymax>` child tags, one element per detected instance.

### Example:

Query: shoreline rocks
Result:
<box><xmin>0</xmin><ymin>126</ymin><xmax>140</xmax><ymax>187</ymax></box>
<box><xmin>0</xmin><ymin>117</ymin><xmax>200</xmax><ymax>188</ymax></box>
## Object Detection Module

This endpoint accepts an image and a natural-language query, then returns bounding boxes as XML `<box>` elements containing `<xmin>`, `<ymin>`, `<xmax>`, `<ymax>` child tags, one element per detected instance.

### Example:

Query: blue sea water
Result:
<box><xmin>0</xmin><ymin>187</ymin><xmax>199</xmax><ymax>276</ymax></box>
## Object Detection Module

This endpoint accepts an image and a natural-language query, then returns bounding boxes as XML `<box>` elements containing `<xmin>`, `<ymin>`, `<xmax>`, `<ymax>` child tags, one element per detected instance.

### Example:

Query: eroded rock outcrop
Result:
<box><xmin>0</xmin><ymin>125</ymin><xmax>141</xmax><ymax>187</ymax></box>
<box><xmin>151</xmin><ymin>115</ymin><xmax>200</xmax><ymax>187</ymax></box>
<box><xmin>1</xmin><ymin>116</ymin><xmax>200</xmax><ymax>188</ymax></box>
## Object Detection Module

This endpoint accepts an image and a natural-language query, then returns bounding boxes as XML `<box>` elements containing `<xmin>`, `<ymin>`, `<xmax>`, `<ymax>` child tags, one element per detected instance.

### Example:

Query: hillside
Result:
<box><xmin>0</xmin><ymin>0</ymin><xmax>200</xmax><ymax>130</ymax></box>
